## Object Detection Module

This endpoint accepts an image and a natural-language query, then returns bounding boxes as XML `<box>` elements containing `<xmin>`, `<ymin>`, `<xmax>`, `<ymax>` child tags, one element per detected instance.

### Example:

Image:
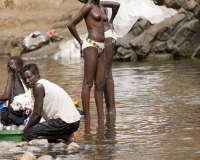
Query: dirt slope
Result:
<box><xmin>0</xmin><ymin>0</ymin><xmax>86</xmax><ymax>56</ymax></box>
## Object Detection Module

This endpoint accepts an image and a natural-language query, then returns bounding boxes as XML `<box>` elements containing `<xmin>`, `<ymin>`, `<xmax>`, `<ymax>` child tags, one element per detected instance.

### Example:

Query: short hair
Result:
<box><xmin>19</xmin><ymin>63</ymin><xmax>40</xmax><ymax>77</ymax></box>
<box><xmin>9</xmin><ymin>56</ymin><xmax>23</xmax><ymax>67</ymax></box>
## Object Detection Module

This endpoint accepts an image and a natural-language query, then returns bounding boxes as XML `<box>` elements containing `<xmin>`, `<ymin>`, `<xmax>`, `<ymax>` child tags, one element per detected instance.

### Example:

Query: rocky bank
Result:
<box><xmin>0</xmin><ymin>0</ymin><xmax>200</xmax><ymax>61</ymax></box>
<box><xmin>0</xmin><ymin>139</ymin><xmax>82</xmax><ymax>160</ymax></box>
<box><xmin>115</xmin><ymin>0</ymin><xmax>200</xmax><ymax>61</ymax></box>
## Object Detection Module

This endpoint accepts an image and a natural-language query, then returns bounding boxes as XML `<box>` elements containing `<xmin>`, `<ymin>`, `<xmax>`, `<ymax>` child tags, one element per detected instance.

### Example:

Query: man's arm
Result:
<box><xmin>0</xmin><ymin>63</ymin><xmax>17</xmax><ymax>104</ymax></box>
<box><xmin>67</xmin><ymin>3</ymin><xmax>92</xmax><ymax>57</ymax></box>
<box><xmin>100</xmin><ymin>1</ymin><xmax>120</xmax><ymax>23</ymax></box>
<box><xmin>67</xmin><ymin>3</ymin><xmax>92</xmax><ymax>45</ymax></box>
<box><xmin>23</xmin><ymin>83</ymin><xmax>44</xmax><ymax>131</ymax></box>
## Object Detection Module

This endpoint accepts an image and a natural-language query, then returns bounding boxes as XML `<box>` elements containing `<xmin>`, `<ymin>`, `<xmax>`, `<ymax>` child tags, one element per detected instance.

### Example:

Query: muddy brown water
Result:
<box><xmin>0</xmin><ymin>57</ymin><xmax>200</xmax><ymax>160</ymax></box>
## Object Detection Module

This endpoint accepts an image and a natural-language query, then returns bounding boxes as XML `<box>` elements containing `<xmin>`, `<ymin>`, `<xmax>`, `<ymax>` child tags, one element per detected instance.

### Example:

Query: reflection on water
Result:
<box><xmin>0</xmin><ymin>57</ymin><xmax>200</xmax><ymax>160</ymax></box>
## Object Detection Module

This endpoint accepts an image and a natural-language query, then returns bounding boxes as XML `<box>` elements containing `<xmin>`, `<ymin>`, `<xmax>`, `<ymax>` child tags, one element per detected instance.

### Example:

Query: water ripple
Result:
<box><xmin>0</xmin><ymin>58</ymin><xmax>200</xmax><ymax>160</ymax></box>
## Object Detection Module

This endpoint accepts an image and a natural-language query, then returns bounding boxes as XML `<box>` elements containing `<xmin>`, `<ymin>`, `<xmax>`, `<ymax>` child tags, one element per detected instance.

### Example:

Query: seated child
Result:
<box><xmin>0</xmin><ymin>56</ymin><xmax>32</xmax><ymax>126</ymax></box>
<box><xmin>20</xmin><ymin>63</ymin><xmax>81</xmax><ymax>142</ymax></box>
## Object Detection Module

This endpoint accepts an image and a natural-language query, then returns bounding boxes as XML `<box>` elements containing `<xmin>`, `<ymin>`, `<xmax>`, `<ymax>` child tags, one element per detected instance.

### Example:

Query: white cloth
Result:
<box><xmin>36</xmin><ymin>79</ymin><xmax>81</xmax><ymax>123</ymax></box>
<box><xmin>82</xmin><ymin>39</ymin><xmax>105</xmax><ymax>54</ymax></box>
<box><xmin>10</xmin><ymin>93</ymin><xmax>33</xmax><ymax>112</ymax></box>
<box><xmin>105</xmin><ymin>29</ymin><xmax>117</xmax><ymax>41</ymax></box>
<box><xmin>3</xmin><ymin>80</ymin><xmax>32</xmax><ymax>108</ymax></box>
<box><xmin>101</xmin><ymin>0</ymin><xmax>177</xmax><ymax>37</ymax></box>
<box><xmin>23</xmin><ymin>31</ymin><xmax>46</xmax><ymax>47</ymax></box>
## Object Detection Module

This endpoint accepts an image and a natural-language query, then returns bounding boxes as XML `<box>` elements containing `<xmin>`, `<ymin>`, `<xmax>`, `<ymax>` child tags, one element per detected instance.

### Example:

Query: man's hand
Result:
<box><xmin>7</xmin><ymin>62</ymin><xmax>17</xmax><ymax>73</ymax></box>
<box><xmin>80</xmin><ymin>40</ymin><xmax>83</xmax><ymax>57</ymax></box>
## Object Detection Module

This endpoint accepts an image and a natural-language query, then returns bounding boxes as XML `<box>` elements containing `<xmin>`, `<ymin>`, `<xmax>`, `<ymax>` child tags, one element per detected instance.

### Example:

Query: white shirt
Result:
<box><xmin>36</xmin><ymin>79</ymin><xmax>81</xmax><ymax>123</ymax></box>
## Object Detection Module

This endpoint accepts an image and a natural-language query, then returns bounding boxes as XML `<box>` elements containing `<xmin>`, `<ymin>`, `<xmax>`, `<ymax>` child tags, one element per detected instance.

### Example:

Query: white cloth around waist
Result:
<box><xmin>105</xmin><ymin>29</ymin><xmax>117</xmax><ymax>41</ymax></box>
<box><xmin>82</xmin><ymin>39</ymin><xmax>105</xmax><ymax>54</ymax></box>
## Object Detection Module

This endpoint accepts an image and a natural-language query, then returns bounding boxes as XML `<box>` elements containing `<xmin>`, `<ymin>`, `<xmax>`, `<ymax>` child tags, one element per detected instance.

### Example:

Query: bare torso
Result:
<box><xmin>102</xmin><ymin>7</ymin><xmax>111</xmax><ymax>32</ymax></box>
<box><xmin>85</xmin><ymin>2</ymin><xmax>108</xmax><ymax>42</ymax></box>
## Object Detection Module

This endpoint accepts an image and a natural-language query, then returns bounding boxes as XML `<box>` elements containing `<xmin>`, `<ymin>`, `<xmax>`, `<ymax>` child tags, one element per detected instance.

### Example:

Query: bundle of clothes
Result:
<box><xmin>0</xmin><ymin>72</ymin><xmax>34</xmax><ymax>129</ymax></box>
<box><xmin>0</xmin><ymin>71</ymin><xmax>84</xmax><ymax>130</ymax></box>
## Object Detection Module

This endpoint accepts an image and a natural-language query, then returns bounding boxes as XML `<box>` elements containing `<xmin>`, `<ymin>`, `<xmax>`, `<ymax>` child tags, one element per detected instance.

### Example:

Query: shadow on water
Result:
<box><xmin>0</xmin><ymin>57</ymin><xmax>200</xmax><ymax>160</ymax></box>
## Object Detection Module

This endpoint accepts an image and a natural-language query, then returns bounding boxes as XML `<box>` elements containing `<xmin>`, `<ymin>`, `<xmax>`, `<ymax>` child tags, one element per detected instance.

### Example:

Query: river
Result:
<box><xmin>0</xmin><ymin>57</ymin><xmax>200</xmax><ymax>160</ymax></box>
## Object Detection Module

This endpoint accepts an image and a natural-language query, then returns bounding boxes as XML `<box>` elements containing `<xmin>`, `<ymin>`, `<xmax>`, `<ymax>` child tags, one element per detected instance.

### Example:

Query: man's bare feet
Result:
<box><xmin>64</xmin><ymin>133</ymin><xmax>75</xmax><ymax>143</ymax></box>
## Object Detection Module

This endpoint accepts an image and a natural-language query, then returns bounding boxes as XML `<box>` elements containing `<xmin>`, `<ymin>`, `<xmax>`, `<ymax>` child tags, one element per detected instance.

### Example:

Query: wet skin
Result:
<box><xmin>67</xmin><ymin>0</ymin><xmax>108</xmax><ymax>123</ymax></box>
<box><xmin>22</xmin><ymin>70</ymin><xmax>39</xmax><ymax>88</ymax></box>
<box><xmin>100</xmin><ymin>1</ymin><xmax>120</xmax><ymax>115</ymax></box>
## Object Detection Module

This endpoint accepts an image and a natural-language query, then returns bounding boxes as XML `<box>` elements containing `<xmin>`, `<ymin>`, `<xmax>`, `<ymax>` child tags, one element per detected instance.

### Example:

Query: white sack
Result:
<box><xmin>101</xmin><ymin>0</ymin><xmax>177</xmax><ymax>37</ymax></box>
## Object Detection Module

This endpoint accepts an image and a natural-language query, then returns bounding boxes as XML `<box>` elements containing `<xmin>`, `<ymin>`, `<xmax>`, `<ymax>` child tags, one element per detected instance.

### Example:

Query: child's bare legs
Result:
<box><xmin>95</xmin><ymin>51</ymin><xmax>105</xmax><ymax>122</ymax></box>
<box><xmin>82</xmin><ymin>47</ymin><xmax>100</xmax><ymax>121</ymax></box>
<box><xmin>104</xmin><ymin>38</ymin><xmax>116</xmax><ymax>114</ymax></box>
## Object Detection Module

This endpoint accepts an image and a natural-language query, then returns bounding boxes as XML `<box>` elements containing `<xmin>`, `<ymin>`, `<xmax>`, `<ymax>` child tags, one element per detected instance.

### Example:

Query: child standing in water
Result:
<box><xmin>67</xmin><ymin>0</ymin><xmax>108</xmax><ymax>122</ymax></box>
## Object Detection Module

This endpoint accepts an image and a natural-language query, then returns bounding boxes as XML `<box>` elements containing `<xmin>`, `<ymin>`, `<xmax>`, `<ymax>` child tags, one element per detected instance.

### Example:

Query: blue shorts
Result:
<box><xmin>23</xmin><ymin>118</ymin><xmax>80</xmax><ymax>141</ymax></box>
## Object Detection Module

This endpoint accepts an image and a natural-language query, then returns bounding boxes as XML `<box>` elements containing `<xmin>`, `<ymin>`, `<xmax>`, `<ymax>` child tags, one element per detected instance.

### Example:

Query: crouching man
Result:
<box><xmin>20</xmin><ymin>63</ymin><xmax>81</xmax><ymax>142</ymax></box>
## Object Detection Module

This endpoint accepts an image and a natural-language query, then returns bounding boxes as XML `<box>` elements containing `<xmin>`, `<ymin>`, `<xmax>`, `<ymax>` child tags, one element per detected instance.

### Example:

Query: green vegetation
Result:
<box><xmin>153</xmin><ymin>0</ymin><xmax>157</xmax><ymax>4</ymax></box>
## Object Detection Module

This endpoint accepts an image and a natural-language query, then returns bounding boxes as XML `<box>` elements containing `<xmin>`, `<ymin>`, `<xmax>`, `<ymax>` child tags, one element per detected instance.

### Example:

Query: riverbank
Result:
<box><xmin>0</xmin><ymin>0</ymin><xmax>86</xmax><ymax>57</ymax></box>
<box><xmin>1</xmin><ymin>0</ymin><xmax>200</xmax><ymax>61</ymax></box>
<box><xmin>0</xmin><ymin>139</ymin><xmax>82</xmax><ymax>159</ymax></box>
